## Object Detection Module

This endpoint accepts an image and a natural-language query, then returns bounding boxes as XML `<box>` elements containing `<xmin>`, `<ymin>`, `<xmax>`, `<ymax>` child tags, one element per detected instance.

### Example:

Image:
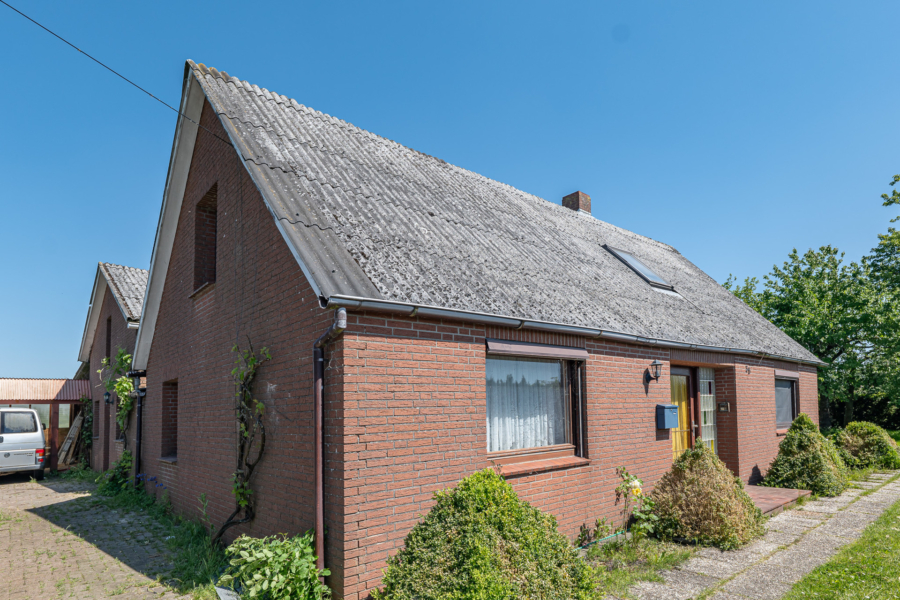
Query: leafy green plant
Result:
<box><xmin>654</xmin><ymin>442</ymin><xmax>764</xmax><ymax>549</ymax></box>
<box><xmin>78</xmin><ymin>395</ymin><xmax>93</xmax><ymax>453</ymax></box>
<box><xmin>96</xmin><ymin>450</ymin><xmax>133</xmax><ymax>495</ymax></box>
<box><xmin>830</xmin><ymin>421</ymin><xmax>900</xmax><ymax>470</ymax></box>
<box><xmin>577</xmin><ymin>517</ymin><xmax>614</xmax><ymax>547</ymax></box>
<box><xmin>97</xmin><ymin>348</ymin><xmax>135</xmax><ymax>440</ymax></box>
<box><xmin>614</xmin><ymin>468</ymin><xmax>658</xmax><ymax>546</ymax></box>
<box><xmin>763</xmin><ymin>413</ymin><xmax>849</xmax><ymax>496</ymax></box>
<box><xmin>371</xmin><ymin>468</ymin><xmax>598</xmax><ymax>600</ymax></box>
<box><xmin>218</xmin><ymin>532</ymin><xmax>330</xmax><ymax>600</ymax></box>
<box><xmin>212</xmin><ymin>342</ymin><xmax>271</xmax><ymax>545</ymax></box>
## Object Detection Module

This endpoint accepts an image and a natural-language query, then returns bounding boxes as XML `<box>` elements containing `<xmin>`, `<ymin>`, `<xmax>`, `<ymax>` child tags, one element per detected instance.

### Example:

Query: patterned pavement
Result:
<box><xmin>0</xmin><ymin>472</ymin><xmax>182</xmax><ymax>600</ymax></box>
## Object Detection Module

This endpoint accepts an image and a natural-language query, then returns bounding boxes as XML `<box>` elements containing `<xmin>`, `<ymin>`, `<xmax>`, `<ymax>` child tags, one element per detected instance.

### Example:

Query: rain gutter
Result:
<box><xmin>323</xmin><ymin>294</ymin><xmax>826</xmax><ymax>368</ymax></box>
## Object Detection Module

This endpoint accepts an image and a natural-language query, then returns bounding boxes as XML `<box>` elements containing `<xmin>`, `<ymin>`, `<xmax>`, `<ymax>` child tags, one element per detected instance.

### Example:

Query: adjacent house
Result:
<box><xmin>77</xmin><ymin>262</ymin><xmax>148</xmax><ymax>471</ymax></box>
<box><xmin>127</xmin><ymin>61</ymin><xmax>823</xmax><ymax>599</ymax></box>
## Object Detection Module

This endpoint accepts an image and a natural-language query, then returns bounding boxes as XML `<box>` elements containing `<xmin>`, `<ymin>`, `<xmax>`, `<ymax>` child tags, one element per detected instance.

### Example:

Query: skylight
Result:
<box><xmin>604</xmin><ymin>245</ymin><xmax>673</xmax><ymax>289</ymax></box>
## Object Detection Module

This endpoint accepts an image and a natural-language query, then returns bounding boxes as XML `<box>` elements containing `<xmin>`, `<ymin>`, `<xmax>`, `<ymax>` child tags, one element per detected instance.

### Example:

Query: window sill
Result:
<box><xmin>189</xmin><ymin>282</ymin><xmax>215</xmax><ymax>299</ymax></box>
<box><xmin>496</xmin><ymin>455</ymin><xmax>590</xmax><ymax>477</ymax></box>
<box><xmin>776</xmin><ymin>429</ymin><xmax>789</xmax><ymax>437</ymax></box>
<box><xmin>159</xmin><ymin>456</ymin><xmax>178</xmax><ymax>465</ymax></box>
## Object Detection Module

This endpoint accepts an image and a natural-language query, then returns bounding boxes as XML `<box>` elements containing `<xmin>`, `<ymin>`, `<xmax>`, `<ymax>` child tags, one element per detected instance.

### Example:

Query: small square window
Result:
<box><xmin>604</xmin><ymin>245</ymin><xmax>673</xmax><ymax>289</ymax></box>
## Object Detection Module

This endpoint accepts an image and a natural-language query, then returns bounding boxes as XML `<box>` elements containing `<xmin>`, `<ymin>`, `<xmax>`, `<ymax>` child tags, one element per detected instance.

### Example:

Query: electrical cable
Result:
<box><xmin>0</xmin><ymin>0</ymin><xmax>232</xmax><ymax>146</ymax></box>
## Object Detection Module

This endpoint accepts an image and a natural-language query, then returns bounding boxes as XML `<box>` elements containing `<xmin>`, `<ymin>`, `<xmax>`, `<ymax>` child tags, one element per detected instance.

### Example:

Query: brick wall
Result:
<box><xmin>87</xmin><ymin>286</ymin><xmax>137</xmax><ymax>471</ymax></box>
<box><xmin>331</xmin><ymin>314</ymin><xmax>820</xmax><ymax>599</ymax></box>
<box><xmin>139</xmin><ymin>99</ymin><xmax>338</xmax><ymax>574</ymax></box>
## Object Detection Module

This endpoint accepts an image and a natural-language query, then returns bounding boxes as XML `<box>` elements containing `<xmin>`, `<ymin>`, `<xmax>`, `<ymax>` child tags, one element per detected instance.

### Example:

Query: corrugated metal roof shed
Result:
<box><xmin>0</xmin><ymin>379</ymin><xmax>91</xmax><ymax>402</ymax></box>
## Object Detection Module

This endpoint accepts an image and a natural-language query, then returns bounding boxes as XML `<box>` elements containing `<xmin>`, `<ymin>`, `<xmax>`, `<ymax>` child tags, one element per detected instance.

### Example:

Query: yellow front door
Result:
<box><xmin>670</xmin><ymin>374</ymin><xmax>692</xmax><ymax>460</ymax></box>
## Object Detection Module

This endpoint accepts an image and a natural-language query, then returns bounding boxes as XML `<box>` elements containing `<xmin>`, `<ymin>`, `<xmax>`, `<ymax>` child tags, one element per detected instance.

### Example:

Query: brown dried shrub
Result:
<box><xmin>652</xmin><ymin>443</ymin><xmax>764</xmax><ymax>549</ymax></box>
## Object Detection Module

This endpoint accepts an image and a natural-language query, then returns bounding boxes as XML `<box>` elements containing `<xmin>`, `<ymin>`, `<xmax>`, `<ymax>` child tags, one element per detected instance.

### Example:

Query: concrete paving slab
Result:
<box><xmin>707</xmin><ymin>593</ymin><xmax>749</xmax><ymax>600</ymax></box>
<box><xmin>760</xmin><ymin>530</ymin><xmax>800</xmax><ymax>546</ymax></box>
<box><xmin>723</xmin><ymin>568</ymin><xmax>794</xmax><ymax>599</ymax></box>
<box><xmin>679</xmin><ymin>556</ymin><xmax>749</xmax><ymax>579</ymax></box>
<box><xmin>630</xmin><ymin>569</ymin><xmax>718</xmax><ymax>600</ymax></box>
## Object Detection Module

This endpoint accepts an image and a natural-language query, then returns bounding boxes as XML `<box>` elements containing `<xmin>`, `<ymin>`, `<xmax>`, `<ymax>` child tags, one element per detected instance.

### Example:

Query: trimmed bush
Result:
<box><xmin>652</xmin><ymin>442</ymin><xmax>764</xmax><ymax>549</ymax></box>
<box><xmin>762</xmin><ymin>413</ymin><xmax>849</xmax><ymax>497</ymax></box>
<box><xmin>831</xmin><ymin>421</ymin><xmax>900</xmax><ymax>470</ymax></box>
<box><xmin>371</xmin><ymin>468</ymin><xmax>598</xmax><ymax>600</ymax></box>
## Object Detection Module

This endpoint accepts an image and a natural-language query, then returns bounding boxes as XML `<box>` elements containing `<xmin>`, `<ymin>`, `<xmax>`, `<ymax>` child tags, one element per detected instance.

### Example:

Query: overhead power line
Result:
<box><xmin>0</xmin><ymin>0</ymin><xmax>231</xmax><ymax>145</ymax></box>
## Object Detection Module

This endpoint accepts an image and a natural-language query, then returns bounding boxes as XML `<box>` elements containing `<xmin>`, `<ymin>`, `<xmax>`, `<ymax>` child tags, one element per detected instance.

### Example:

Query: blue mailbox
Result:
<box><xmin>656</xmin><ymin>404</ymin><xmax>678</xmax><ymax>429</ymax></box>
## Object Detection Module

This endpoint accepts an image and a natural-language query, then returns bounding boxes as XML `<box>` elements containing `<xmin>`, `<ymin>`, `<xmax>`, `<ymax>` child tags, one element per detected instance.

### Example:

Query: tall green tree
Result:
<box><xmin>724</xmin><ymin>175</ymin><xmax>900</xmax><ymax>427</ymax></box>
<box><xmin>727</xmin><ymin>248</ymin><xmax>878</xmax><ymax>426</ymax></box>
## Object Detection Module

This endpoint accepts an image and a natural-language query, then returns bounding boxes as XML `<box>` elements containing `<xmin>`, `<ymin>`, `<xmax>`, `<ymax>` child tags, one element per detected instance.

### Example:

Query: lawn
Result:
<box><xmin>782</xmin><ymin>495</ymin><xmax>900</xmax><ymax>599</ymax></box>
<box><xmin>889</xmin><ymin>430</ymin><xmax>900</xmax><ymax>444</ymax></box>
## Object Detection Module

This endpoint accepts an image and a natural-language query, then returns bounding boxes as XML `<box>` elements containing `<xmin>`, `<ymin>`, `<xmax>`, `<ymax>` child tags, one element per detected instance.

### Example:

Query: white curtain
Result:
<box><xmin>486</xmin><ymin>356</ymin><xmax>569</xmax><ymax>452</ymax></box>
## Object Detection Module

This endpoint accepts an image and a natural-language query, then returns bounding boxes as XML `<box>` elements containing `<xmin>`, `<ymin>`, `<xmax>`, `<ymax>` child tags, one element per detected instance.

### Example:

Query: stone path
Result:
<box><xmin>0</xmin><ymin>472</ymin><xmax>183</xmax><ymax>600</ymax></box>
<box><xmin>623</xmin><ymin>471</ymin><xmax>900</xmax><ymax>600</ymax></box>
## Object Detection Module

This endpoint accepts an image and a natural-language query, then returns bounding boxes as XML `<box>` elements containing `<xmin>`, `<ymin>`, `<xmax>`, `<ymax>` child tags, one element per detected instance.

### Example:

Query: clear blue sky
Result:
<box><xmin>1</xmin><ymin>1</ymin><xmax>898</xmax><ymax>378</ymax></box>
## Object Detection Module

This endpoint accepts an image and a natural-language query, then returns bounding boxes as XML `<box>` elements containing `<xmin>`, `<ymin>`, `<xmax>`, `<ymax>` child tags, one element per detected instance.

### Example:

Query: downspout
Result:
<box><xmin>313</xmin><ymin>308</ymin><xmax>347</xmax><ymax>576</ymax></box>
<box><xmin>127</xmin><ymin>370</ymin><xmax>147</xmax><ymax>486</ymax></box>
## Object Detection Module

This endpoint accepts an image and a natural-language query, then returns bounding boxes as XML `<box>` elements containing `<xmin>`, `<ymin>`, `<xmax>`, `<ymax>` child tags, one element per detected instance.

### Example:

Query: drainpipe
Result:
<box><xmin>127</xmin><ymin>370</ymin><xmax>146</xmax><ymax>486</ymax></box>
<box><xmin>313</xmin><ymin>308</ymin><xmax>347</xmax><ymax>576</ymax></box>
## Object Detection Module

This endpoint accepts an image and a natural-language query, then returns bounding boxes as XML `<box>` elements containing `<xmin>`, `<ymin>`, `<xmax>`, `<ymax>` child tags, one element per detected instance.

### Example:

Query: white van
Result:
<box><xmin>0</xmin><ymin>408</ymin><xmax>46</xmax><ymax>480</ymax></box>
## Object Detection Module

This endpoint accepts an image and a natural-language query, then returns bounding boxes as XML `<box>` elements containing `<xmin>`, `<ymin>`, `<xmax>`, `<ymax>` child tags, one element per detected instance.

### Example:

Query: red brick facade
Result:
<box><xmin>87</xmin><ymin>286</ymin><xmax>137</xmax><ymax>472</ymax></box>
<box><xmin>134</xmin><ymin>99</ymin><xmax>820</xmax><ymax>600</ymax></box>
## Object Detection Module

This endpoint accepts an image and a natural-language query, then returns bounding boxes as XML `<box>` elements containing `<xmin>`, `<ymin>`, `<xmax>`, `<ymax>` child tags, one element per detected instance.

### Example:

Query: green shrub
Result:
<box><xmin>831</xmin><ymin>421</ymin><xmax>900</xmax><ymax>470</ymax></box>
<box><xmin>218</xmin><ymin>531</ymin><xmax>330</xmax><ymax>599</ymax></box>
<box><xmin>762</xmin><ymin>413</ymin><xmax>848</xmax><ymax>497</ymax></box>
<box><xmin>653</xmin><ymin>442</ymin><xmax>764</xmax><ymax>549</ymax></box>
<box><xmin>96</xmin><ymin>450</ymin><xmax>133</xmax><ymax>495</ymax></box>
<box><xmin>371</xmin><ymin>468</ymin><xmax>598</xmax><ymax>600</ymax></box>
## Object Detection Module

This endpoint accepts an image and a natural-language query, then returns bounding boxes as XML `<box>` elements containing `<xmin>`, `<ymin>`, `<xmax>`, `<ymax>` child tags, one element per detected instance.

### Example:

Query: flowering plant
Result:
<box><xmin>615</xmin><ymin>467</ymin><xmax>659</xmax><ymax>546</ymax></box>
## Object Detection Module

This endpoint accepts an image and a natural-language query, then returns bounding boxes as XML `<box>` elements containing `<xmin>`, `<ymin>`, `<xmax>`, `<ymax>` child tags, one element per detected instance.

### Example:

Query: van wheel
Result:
<box><xmin>33</xmin><ymin>469</ymin><xmax>44</xmax><ymax>481</ymax></box>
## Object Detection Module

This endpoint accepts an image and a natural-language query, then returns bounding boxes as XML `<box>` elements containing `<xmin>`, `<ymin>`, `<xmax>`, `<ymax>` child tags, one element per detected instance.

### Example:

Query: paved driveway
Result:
<box><xmin>0</xmin><ymin>472</ymin><xmax>182</xmax><ymax>600</ymax></box>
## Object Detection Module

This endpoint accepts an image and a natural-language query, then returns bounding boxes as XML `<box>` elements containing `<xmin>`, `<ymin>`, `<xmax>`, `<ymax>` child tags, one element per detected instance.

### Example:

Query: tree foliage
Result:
<box><xmin>724</xmin><ymin>177</ymin><xmax>900</xmax><ymax>426</ymax></box>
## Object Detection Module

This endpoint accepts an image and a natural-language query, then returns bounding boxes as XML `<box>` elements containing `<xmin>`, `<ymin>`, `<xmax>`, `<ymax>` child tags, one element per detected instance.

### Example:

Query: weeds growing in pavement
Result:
<box><xmin>100</xmin><ymin>486</ymin><xmax>226</xmax><ymax>597</ymax></box>
<box><xmin>585</xmin><ymin>537</ymin><xmax>694</xmax><ymax>597</ymax></box>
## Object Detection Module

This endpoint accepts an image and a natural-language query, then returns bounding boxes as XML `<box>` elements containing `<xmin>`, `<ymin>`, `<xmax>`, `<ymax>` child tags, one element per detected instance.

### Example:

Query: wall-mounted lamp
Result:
<box><xmin>104</xmin><ymin>391</ymin><xmax>112</xmax><ymax>405</ymax></box>
<box><xmin>649</xmin><ymin>360</ymin><xmax>663</xmax><ymax>381</ymax></box>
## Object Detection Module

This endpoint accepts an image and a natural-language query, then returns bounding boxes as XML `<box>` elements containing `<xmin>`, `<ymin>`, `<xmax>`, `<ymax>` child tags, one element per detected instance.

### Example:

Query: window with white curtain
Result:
<box><xmin>486</xmin><ymin>356</ymin><xmax>571</xmax><ymax>453</ymax></box>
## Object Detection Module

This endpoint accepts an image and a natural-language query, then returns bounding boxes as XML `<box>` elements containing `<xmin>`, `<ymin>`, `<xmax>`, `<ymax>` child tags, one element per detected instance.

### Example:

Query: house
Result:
<box><xmin>77</xmin><ymin>262</ymin><xmax>148</xmax><ymax>471</ymax></box>
<box><xmin>128</xmin><ymin>61</ymin><xmax>822</xmax><ymax>599</ymax></box>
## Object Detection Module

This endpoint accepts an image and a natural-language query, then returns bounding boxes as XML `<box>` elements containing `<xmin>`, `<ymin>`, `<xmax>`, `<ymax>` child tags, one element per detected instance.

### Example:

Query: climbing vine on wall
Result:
<box><xmin>212</xmin><ymin>341</ymin><xmax>272</xmax><ymax>545</ymax></box>
<box><xmin>97</xmin><ymin>348</ymin><xmax>135</xmax><ymax>443</ymax></box>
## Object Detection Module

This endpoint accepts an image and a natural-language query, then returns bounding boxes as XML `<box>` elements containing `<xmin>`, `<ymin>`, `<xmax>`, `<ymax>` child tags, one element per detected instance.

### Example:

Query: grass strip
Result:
<box><xmin>782</xmin><ymin>491</ymin><xmax>900</xmax><ymax>599</ymax></box>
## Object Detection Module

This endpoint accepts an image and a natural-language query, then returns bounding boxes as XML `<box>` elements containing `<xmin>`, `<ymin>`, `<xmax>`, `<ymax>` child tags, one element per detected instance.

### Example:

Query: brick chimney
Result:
<box><xmin>562</xmin><ymin>191</ymin><xmax>591</xmax><ymax>214</ymax></box>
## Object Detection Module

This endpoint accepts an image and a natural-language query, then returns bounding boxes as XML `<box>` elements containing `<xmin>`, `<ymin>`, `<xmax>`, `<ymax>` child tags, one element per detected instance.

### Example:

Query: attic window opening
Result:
<box><xmin>193</xmin><ymin>183</ymin><xmax>218</xmax><ymax>292</ymax></box>
<box><xmin>604</xmin><ymin>245</ymin><xmax>673</xmax><ymax>290</ymax></box>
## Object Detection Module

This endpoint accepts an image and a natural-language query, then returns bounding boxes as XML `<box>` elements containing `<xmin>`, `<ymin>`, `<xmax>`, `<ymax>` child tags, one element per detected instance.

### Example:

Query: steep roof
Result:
<box><xmin>77</xmin><ymin>262</ymin><xmax>148</xmax><ymax>362</ymax></box>
<box><xmin>134</xmin><ymin>61</ymin><xmax>821</xmax><ymax>367</ymax></box>
<box><xmin>99</xmin><ymin>263</ymin><xmax>148</xmax><ymax>321</ymax></box>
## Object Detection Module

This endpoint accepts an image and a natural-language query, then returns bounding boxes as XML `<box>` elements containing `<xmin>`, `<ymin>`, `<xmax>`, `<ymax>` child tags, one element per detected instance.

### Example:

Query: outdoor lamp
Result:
<box><xmin>649</xmin><ymin>360</ymin><xmax>663</xmax><ymax>381</ymax></box>
<box><xmin>104</xmin><ymin>391</ymin><xmax>112</xmax><ymax>405</ymax></box>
